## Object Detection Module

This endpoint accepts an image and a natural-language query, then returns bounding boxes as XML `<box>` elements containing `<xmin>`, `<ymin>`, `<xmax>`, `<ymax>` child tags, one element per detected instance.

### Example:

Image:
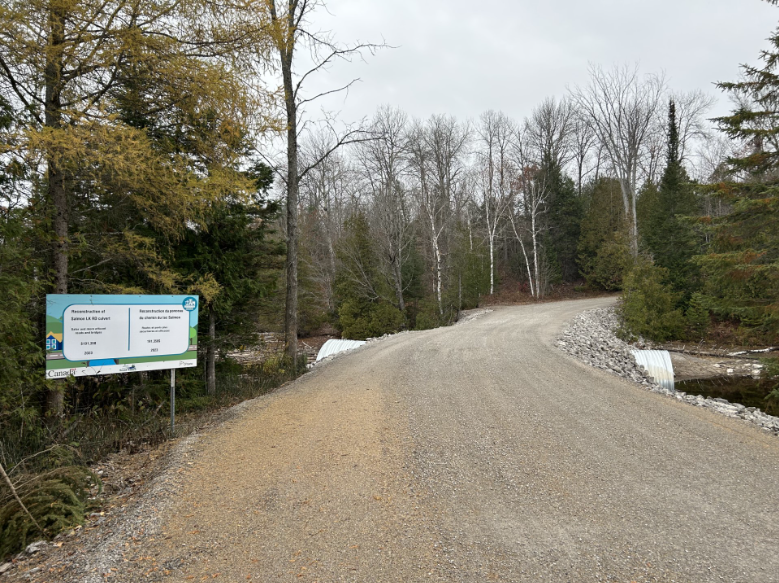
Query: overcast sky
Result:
<box><xmin>299</xmin><ymin>0</ymin><xmax>776</xmax><ymax>125</ymax></box>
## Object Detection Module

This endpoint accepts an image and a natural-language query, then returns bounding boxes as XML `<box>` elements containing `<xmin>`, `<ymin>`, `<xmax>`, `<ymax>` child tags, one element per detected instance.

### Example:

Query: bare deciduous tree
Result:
<box><xmin>509</xmin><ymin>129</ymin><xmax>550</xmax><ymax>298</ymax></box>
<box><xmin>524</xmin><ymin>97</ymin><xmax>575</xmax><ymax>169</ymax></box>
<box><xmin>477</xmin><ymin>110</ymin><xmax>515</xmax><ymax>295</ymax></box>
<box><xmin>358</xmin><ymin>106</ymin><xmax>412</xmax><ymax>312</ymax></box>
<box><xmin>571</xmin><ymin>64</ymin><xmax>665</xmax><ymax>256</ymax></box>
<box><xmin>299</xmin><ymin>132</ymin><xmax>355</xmax><ymax>311</ymax></box>
<box><xmin>408</xmin><ymin>115</ymin><xmax>469</xmax><ymax>315</ymax></box>
<box><xmin>672</xmin><ymin>89</ymin><xmax>716</xmax><ymax>163</ymax></box>
<box><xmin>264</xmin><ymin>0</ymin><xmax>382</xmax><ymax>361</ymax></box>
<box><xmin>570</xmin><ymin>110</ymin><xmax>598</xmax><ymax>197</ymax></box>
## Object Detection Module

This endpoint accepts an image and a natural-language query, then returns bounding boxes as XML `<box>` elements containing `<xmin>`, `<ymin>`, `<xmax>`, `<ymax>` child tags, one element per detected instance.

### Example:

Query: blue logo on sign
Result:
<box><xmin>182</xmin><ymin>297</ymin><xmax>198</xmax><ymax>311</ymax></box>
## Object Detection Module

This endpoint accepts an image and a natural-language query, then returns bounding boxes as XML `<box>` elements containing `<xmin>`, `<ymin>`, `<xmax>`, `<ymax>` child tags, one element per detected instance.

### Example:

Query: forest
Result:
<box><xmin>0</xmin><ymin>0</ymin><xmax>778</xmax><ymax>558</ymax></box>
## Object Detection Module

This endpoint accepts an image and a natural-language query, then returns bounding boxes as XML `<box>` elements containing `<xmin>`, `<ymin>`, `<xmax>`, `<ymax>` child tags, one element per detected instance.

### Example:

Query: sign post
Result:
<box><xmin>170</xmin><ymin>369</ymin><xmax>176</xmax><ymax>433</ymax></box>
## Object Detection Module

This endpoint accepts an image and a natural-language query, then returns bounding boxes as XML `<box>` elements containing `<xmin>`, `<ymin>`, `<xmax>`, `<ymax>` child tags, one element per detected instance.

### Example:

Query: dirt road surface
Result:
<box><xmin>46</xmin><ymin>298</ymin><xmax>779</xmax><ymax>581</ymax></box>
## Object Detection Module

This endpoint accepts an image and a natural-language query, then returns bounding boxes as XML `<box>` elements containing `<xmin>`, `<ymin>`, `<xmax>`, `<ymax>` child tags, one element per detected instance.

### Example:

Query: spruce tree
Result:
<box><xmin>540</xmin><ymin>154</ymin><xmax>583</xmax><ymax>284</ymax></box>
<box><xmin>643</xmin><ymin>100</ymin><xmax>701</xmax><ymax>295</ymax></box>
<box><xmin>578</xmin><ymin>177</ymin><xmax>631</xmax><ymax>290</ymax></box>
<box><xmin>173</xmin><ymin>164</ymin><xmax>285</xmax><ymax>394</ymax></box>
<box><xmin>334</xmin><ymin>213</ymin><xmax>404</xmax><ymax>339</ymax></box>
<box><xmin>697</xmin><ymin>5</ymin><xmax>779</xmax><ymax>339</ymax></box>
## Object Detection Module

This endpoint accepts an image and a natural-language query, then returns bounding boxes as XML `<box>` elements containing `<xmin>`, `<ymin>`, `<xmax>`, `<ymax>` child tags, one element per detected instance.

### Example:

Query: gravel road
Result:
<box><xmin>17</xmin><ymin>297</ymin><xmax>779</xmax><ymax>582</ymax></box>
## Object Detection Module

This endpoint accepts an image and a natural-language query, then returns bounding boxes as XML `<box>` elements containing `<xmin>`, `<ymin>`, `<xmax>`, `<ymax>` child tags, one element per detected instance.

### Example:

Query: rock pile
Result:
<box><xmin>556</xmin><ymin>307</ymin><xmax>779</xmax><ymax>437</ymax></box>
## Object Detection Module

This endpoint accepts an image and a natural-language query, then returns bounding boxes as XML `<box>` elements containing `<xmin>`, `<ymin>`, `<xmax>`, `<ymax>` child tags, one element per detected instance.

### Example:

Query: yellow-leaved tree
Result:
<box><xmin>0</xmin><ymin>0</ymin><xmax>278</xmax><ymax>412</ymax></box>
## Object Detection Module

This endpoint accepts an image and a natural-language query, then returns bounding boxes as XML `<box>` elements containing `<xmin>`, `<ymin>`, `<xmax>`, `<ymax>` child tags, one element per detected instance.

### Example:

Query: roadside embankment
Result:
<box><xmin>556</xmin><ymin>307</ymin><xmax>779</xmax><ymax>436</ymax></box>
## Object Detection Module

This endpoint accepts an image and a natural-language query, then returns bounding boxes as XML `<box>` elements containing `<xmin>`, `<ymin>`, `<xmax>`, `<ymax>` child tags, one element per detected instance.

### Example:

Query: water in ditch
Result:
<box><xmin>676</xmin><ymin>376</ymin><xmax>779</xmax><ymax>416</ymax></box>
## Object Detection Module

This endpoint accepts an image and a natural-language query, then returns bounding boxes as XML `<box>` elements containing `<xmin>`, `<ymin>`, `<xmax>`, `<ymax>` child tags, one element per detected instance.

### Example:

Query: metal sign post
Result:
<box><xmin>170</xmin><ymin>368</ymin><xmax>176</xmax><ymax>433</ymax></box>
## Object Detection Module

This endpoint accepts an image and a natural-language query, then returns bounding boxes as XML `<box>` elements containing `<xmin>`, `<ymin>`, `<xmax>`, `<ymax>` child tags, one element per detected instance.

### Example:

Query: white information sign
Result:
<box><xmin>63</xmin><ymin>305</ymin><xmax>190</xmax><ymax>361</ymax></box>
<box><xmin>46</xmin><ymin>295</ymin><xmax>198</xmax><ymax>378</ymax></box>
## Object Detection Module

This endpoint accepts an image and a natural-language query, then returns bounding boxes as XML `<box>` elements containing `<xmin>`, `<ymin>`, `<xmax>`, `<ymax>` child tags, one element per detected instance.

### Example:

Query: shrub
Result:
<box><xmin>582</xmin><ymin>234</ymin><xmax>633</xmax><ymax>291</ymax></box>
<box><xmin>620</xmin><ymin>257</ymin><xmax>684</xmax><ymax>342</ymax></box>
<box><xmin>339</xmin><ymin>299</ymin><xmax>404</xmax><ymax>340</ymax></box>
<box><xmin>0</xmin><ymin>466</ymin><xmax>101</xmax><ymax>559</ymax></box>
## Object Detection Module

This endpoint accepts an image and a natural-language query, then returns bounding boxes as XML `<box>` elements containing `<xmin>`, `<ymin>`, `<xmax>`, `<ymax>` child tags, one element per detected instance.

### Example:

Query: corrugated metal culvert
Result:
<box><xmin>631</xmin><ymin>350</ymin><xmax>675</xmax><ymax>391</ymax></box>
<box><xmin>316</xmin><ymin>339</ymin><xmax>366</xmax><ymax>362</ymax></box>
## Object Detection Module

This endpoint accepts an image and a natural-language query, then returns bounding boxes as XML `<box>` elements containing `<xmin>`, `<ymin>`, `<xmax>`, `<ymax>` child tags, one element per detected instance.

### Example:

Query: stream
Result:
<box><xmin>676</xmin><ymin>376</ymin><xmax>779</xmax><ymax>416</ymax></box>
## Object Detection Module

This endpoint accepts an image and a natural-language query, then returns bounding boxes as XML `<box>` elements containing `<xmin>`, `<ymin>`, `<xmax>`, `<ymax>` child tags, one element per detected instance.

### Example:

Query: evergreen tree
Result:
<box><xmin>578</xmin><ymin>177</ymin><xmax>632</xmax><ymax>290</ymax></box>
<box><xmin>643</xmin><ymin>100</ymin><xmax>701</xmax><ymax>295</ymax></box>
<box><xmin>697</xmin><ymin>6</ymin><xmax>779</xmax><ymax>339</ymax></box>
<box><xmin>174</xmin><ymin>164</ymin><xmax>285</xmax><ymax>394</ymax></box>
<box><xmin>335</xmin><ymin>213</ymin><xmax>404</xmax><ymax>339</ymax></box>
<box><xmin>0</xmin><ymin>96</ymin><xmax>45</xmax><ymax>436</ymax></box>
<box><xmin>540</xmin><ymin>155</ymin><xmax>582</xmax><ymax>284</ymax></box>
<box><xmin>447</xmin><ymin>224</ymin><xmax>490</xmax><ymax>312</ymax></box>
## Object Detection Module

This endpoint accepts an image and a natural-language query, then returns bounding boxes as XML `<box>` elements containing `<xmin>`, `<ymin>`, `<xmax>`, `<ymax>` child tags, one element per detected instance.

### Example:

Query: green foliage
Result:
<box><xmin>414</xmin><ymin>298</ymin><xmax>454</xmax><ymax>331</ymax></box>
<box><xmin>691</xmin><ymin>7</ymin><xmax>779</xmax><ymax>341</ymax></box>
<box><xmin>448</xmin><ymin>225</ymin><xmax>490</xmax><ymax>310</ymax></box>
<box><xmin>685</xmin><ymin>292</ymin><xmax>711</xmax><ymax>340</ymax></box>
<box><xmin>0</xmin><ymin>96</ymin><xmax>42</xmax><ymax>432</ymax></box>
<box><xmin>175</xmin><ymin>163</ymin><xmax>284</xmax><ymax>352</ymax></box>
<box><xmin>338</xmin><ymin>299</ymin><xmax>404</xmax><ymax>340</ymax></box>
<box><xmin>541</xmin><ymin>156</ymin><xmax>583</xmax><ymax>284</ymax></box>
<box><xmin>0</xmin><ymin>208</ymin><xmax>45</xmax><ymax>426</ymax></box>
<box><xmin>641</xmin><ymin>100</ymin><xmax>702</xmax><ymax>295</ymax></box>
<box><xmin>620</xmin><ymin>258</ymin><xmax>684</xmax><ymax>341</ymax></box>
<box><xmin>714</xmin><ymin>7</ymin><xmax>779</xmax><ymax>177</ymax></box>
<box><xmin>579</xmin><ymin>177</ymin><xmax>631</xmax><ymax>290</ymax></box>
<box><xmin>335</xmin><ymin>213</ymin><xmax>406</xmax><ymax>338</ymax></box>
<box><xmin>400</xmin><ymin>243</ymin><xmax>426</xmax><ymax>304</ymax></box>
<box><xmin>584</xmin><ymin>232</ymin><xmax>633</xmax><ymax>291</ymax></box>
<box><xmin>762</xmin><ymin>358</ymin><xmax>779</xmax><ymax>410</ymax></box>
<box><xmin>0</xmin><ymin>466</ymin><xmax>101</xmax><ymax>559</ymax></box>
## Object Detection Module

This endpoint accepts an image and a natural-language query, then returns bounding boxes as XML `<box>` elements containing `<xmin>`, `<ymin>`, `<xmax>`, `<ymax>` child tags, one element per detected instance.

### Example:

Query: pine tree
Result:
<box><xmin>697</xmin><ymin>7</ymin><xmax>779</xmax><ymax>339</ymax></box>
<box><xmin>643</xmin><ymin>100</ymin><xmax>701</xmax><ymax>295</ymax></box>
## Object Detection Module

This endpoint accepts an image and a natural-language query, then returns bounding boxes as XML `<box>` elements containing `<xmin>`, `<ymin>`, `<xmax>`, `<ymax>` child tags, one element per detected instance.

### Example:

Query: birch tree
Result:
<box><xmin>408</xmin><ymin>115</ymin><xmax>469</xmax><ymax>315</ymax></box>
<box><xmin>571</xmin><ymin>65</ymin><xmax>665</xmax><ymax>256</ymax></box>
<box><xmin>509</xmin><ymin>131</ymin><xmax>550</xmax><ymax>298</ymax></box>
<box><xmin>477</xmin><ymin>110</ymin><xmax>515</xmax><ymax>295</ymax></box>
<box><xmin>359</xmin><ymin>106</ymin><xmax>412</xmax><ymax>312</ymax></box>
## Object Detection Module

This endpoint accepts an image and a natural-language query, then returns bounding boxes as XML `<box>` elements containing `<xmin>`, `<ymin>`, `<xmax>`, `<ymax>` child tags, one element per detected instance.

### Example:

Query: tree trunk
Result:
<box><xmin>325</xmin><ymin>222</ymin><xmax>337</xmax><ymax>311</ymax></box>
<box><xmin>489</xmin><ymin>232</ymin><xmax>495</xmax><ymax>295</ymax></box>
<box><xmin>509</xmin><ymin>214</ymin><xmax>535</xmax><ymax>298</ymax></box>
<box><xmin>531</xmin><ymin>204</ymin><xmax>540</xmax><ymax>299</ymax></box>
<box><xmin>630</xmin><ymin>190</ymin><xmax>639</xmax><ymax>258</ymax></box>
<box><xmin>619</xmin><ymin>177</ymin><xmax>639</xmax><ymax>257</ymax></box>
<box><xmin>46</xmin><ymin>5</ymin><xmax>67</xmax><ymax>294</ymax></box>
<box><xmin>393</xmin><ymin>257</ymin><xmax>405</xmax><ymax>313</ymax></box>
<box><xmin>458</xmin><ymin>274</ymin><xmax>462</xmax><ymax>313</ymax></box>
<box><xmin>45</xmin><ymin>2</ymin><xmax>67</xmax><ymax>416</ymax></box>
<box><xmin>520</xmin><ymin>238</ymin><xmax>535</xmax><ymax>298</ymax></box>
<box><xmin>432</xmin><ymin>232</ymin><xmax>443</xmax><ymax>316</ymax></box>
<box><xmin>207</xmin><ymin>305</ymin><xmax>216</xmax><ymax>396</ymax></box>
<box><xmin>277</xmin><ymin>4</ymin><xmax>299</xmax><ymax>364</ymax></box>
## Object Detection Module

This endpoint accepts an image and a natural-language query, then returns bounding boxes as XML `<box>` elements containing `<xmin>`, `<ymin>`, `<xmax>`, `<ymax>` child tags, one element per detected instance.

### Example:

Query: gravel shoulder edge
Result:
<box><xmin>555</xmin><ymin>306</ymin><xmax>779</xmax><ymax>437</ymax></box>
